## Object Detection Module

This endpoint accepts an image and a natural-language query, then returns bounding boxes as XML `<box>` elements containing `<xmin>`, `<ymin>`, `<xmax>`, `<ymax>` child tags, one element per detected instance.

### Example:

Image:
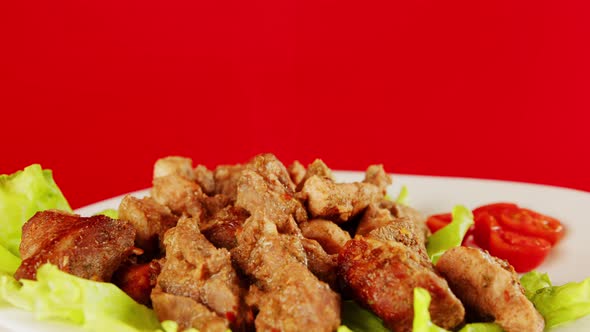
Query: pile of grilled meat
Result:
<box><xmin>13</xmin><ymin>154</ymin><xmax>545</xmax><ymax>332</ymax></box>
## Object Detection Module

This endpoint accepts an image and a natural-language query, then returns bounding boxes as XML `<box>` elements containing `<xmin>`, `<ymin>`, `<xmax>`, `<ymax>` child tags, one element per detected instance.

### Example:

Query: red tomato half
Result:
<box><xmin>474</xmin><ymin>203</ymin><xmax>565</xmax><ymax>246</ymax></box>
<box><xmin>498</xmin><ymin>208</ymin><xmax>565</xmax><ymax>245</ymax></box>
<box><xmin>473</xmin><ymin>211</ymin><xmax>500</xmax><ymax>250</ymax></box>
<box><xmin>488</xmin><ymin>229</ymin><xmax>551</xmax><ymax>273</ymax></box>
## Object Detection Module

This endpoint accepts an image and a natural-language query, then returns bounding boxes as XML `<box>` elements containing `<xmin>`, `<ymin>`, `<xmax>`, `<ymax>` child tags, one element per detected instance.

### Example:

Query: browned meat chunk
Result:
<box><xmin>296</xmin><ymin>159</ymin><xmax>334</xmax><ymax>191</ymax></box>
<box><xmin>367</xmin><ymin>219</ymin><xmax>430</xmax><ymax>265</ymax></box>
<box><xmin>232</xmin><ymin>219</ymin><xmax>340</xmax><ymax>332</ymax></box>
<box><xmin>194</xmin><ymin>164</ymin><xmax>216</xmax><ymax>196</ymax></box>
<box><xmin>436</xmin><ymin>247</ymin><xmax>544</xmax><ymax>332</ymax></box>
<box><xmin>154</xmin><ymin>156</ymin><xmax>196</xmax><ymax>180</ymax></box>
<box><xmin>230</xmin><ymin>154</ymin><xmax>341</xmax><ymax>331</ymax></box>
<box><xmin>198</xmin><ymin>194</ymin><xmax>233</xmax><ymax>218</ymax></box>
<box><xmin>364</xmin><ymin>200</ymin><xmax>430</xmax><ymax>243</ymax></box>
<box><xmin>214</xmin><ymin>164</ymin><xmax>245</xmax><ymax>200</ymax></box>
<box><xmin>155</xmin><ymin>216</ymin><xmax>250</xmax><ymax>331</ymax></box>
<box><xmin>200</xmin><ymin>206</ymin><xmax>249</xmax><ymax>249</ymax></box>
<box><xmin>287</xmin><ymin>160</ymin><xmax>306</xmax><ymax>186</ymax></box>
<box><xmin>356</xmin><ymin>202</ymin><xmax>396</xmax><ymax>236</ymax></box>
<box><xmin>338</xmin><ymin>237</ymin><xmax>465</xmax><ymax>332</ymax></box>
<box><xmin>245</xmin><ymin>262</ymin><xmax>340</xmax><ymax>332</ymax></box>
<box><xmin>301</xmin><ymin>238</ymin><xmax>339</xmax><ymax>289</ymax></box>
<box><xmin>15</xmin><ymin>210</ymin><xmax>136</xmax><ymax>281</ymax></box>
<box><xmin>388</xmin><ymin>200</ymin><xmax>430</xmax><ymax>241</ymax></box>
<box><xmin>112</xmin><ymin>260</ymin><xmax>161</xmax><ymax>306</ymax></box>
<box><xmin>363</xmin><ymin>164</ymin><xmax>392</xmax><ymax>195</ymax></box>
<box><xmin>236</xmin><ymin>169</ymin><xmax>307</xmax><ymax>230</ymax></box>
<box><xmin>153</xmin><ymin>157</ymin><xmax>216</xmax><ymax>196</ymax></box>
<box><xmin>300</xmin><ymin>219</ymin><xmax>351</xmax><ymax>254</ymax></box>
<box><xmin>118</xmin><ymin>196</ymin><xmax>178</xmax><ymax>256</ymax></box>
<box><xmin>152</xmin><ymin>174</ymin><xmax>204</xmax><ymax>217</ymax></box>
<box><xmin>152</xmin><ymin>288</ymin><xmax>229</xmax><ymax>332</ymax></box>
<box><xmin>300</xmin><ymin>175</ymin><xmax>382</xmax><ymax>223</ymax></box>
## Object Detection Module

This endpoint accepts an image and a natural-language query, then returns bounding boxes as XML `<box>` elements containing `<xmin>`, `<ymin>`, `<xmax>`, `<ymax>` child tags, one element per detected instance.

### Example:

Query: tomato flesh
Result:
<box><xmin>498</xmin><ymin>208</ymin><xmax>565</xmax><ymax>245</ymax></box>
<box><xmin>488</xmin><ymin>229</ymin><xmax>551</xmax><ymax>272</ymax></box>
<box><xmin>428</xmin><ymin>202</ymin><xmax>564</xmax><ymax>273</ymax></box>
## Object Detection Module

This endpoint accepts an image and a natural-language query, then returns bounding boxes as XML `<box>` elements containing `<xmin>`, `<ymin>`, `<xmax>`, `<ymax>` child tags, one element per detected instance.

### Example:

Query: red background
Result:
<box><xmin>1</xmin><ymin>0</ymin><xmax>589</xmax><ymax>209</ymax></box>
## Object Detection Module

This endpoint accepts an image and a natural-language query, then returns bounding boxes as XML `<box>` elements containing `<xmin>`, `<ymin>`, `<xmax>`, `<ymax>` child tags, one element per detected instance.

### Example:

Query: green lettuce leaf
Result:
<box><xmin>0</xmin><ymin>264</ymin><xmax>161</xmax><ymax>331</ymax></box>
<box><xmin>340</xmin><ymin>300</ymin><xmax>389</xmax><ymax>332</ymax></box>
<box><xmin>413</xmin><ymin>287</ymin><xmax>503</xmax><ymax>332</ymax></box>
<box><xmin>521</xmin><ymin>271</ymin><xmax>590</xmax><ymax>328</ymax></box>
<box><xmin>426</xmin><ymin>205</ymin><xmax>473</xmax><ymax>264</ymax></box>
<box><xmin>0</xmin><ymin>244</ymin><xmax>20</xmax><ymax>274</ymax></box>
<box><xmin>0</xmin><ymin>164</ymin><xmax>71</xmax><ymax>258</ymax></box>
<box><xmin>458</xmin><ymin>323</ymin><xmax>504</xmax><ymax>332</ymax></box>
<box><xmin>520</xmin><ymin>271</ymin><xmax>552</xmax><ymax>299</ymax></box>
<box><xmin>396</xmin><ymin>185</ymin><xmax>409</xmax><ymax>205</ymax></box>
<box><xmin>412</xmin><ymin>288</ymin><xmax>448</xmax><ymax>332</ymax></box>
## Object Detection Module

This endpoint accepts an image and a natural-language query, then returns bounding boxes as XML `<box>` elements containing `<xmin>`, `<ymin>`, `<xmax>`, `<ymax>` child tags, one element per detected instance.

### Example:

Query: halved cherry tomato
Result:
<box><xmin>472</xmin><ymin>202</ymin><xmax>518</xmax><ymax>216</ymax></box>
<box><xmin>474</xmin><ymin>203</ymin><xmax>565</xmax><ymax>246</ymax></box>
<box><xmin>488</xmin><ymin>229</ymin><xmax>551</xmax><ymax>272</ymax></box>
<box><xmin>498</xmin><ymin>208</ymin><xmax>565</xmax><ymax>245</ymax></box>
<box><xmin>473</xmin><ymin>211</ymin><xmax>500</xmax><ymax>250</ymax></box>
<box><xmin>426</xmin><ymin>213</ymin><xmax>453</xmax><ymax>233</ymax></box>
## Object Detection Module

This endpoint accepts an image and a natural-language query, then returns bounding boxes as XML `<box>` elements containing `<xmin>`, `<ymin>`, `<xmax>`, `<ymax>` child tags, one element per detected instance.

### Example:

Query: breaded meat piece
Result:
<box><xmin>118</xmin><ymin>195</ymin><xmax>178</xmax><ymax>256</ymax></box>
<box><xmin>154</xmin><ymin>216</ymin><xmax>251</xmax><ymax>331</ymax></box>
<box><xmin>299</xmin><ymin>219</ymin><xmax>351</xmax><ymax>254</ymax></box>
<box><xmin>112</xmin><ymin>260</ymin><xmax>161</xmax><ymax>306</ymax></box>
<box><xmin>151</xmin><ymin>174</ymin><xmax>203</xmax><ymax>217</ymax></box>
<box><xmin>363</xmin><ymin>164</ymin><xmax>392</xmax><ymax>196</ymax></box>
<box><xmin>338</xmin><ymin>237</ymin><xmax>465</xmax><ymax>332</ymax></box>
<box><xmin>436</xmin><ymin>246</ymin><xmax>544</xmax><ymax>332</ymax></box>
<box><xmin>152</xmin><ymin>288</ymin><xmax>229</xmax><ymax>332</ymax></box>
<box><xmin>15</xmin><ymin>210</ymin><xmax>135</xmax><ymax>281</ymax></box>
<box><xmin>300</xmin><ymin>175</ymin><xmax>382</xmax><ymax>223</ymax></box>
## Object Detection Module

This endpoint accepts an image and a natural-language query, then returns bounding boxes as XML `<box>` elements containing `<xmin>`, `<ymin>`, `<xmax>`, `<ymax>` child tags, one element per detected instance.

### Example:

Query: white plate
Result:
<box><xmin>2</xmin><ymin>172</ymin><xmax>590</xmax><ymax>331</ymax></box>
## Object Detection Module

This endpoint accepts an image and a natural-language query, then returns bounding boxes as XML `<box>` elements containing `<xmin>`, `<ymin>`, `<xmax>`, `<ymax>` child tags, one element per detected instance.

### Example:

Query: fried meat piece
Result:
<box><xmin>154</xmin><ymin>156</ymin><xmax>196</xmax><ymax>181</ymax></box>
<box><xmin>287</xmin><ymin>160</ymin><xmax>306</xmax><ymax>186</ymax></box>
<box><xmin>300</xmin><ymin>175</ymin><xmax>382</xmax><ymax>223</ymax></box>
<box><xmin>356</xmin><ymin>202</ymin><xmax>395</xmax><ymax>236</ymax></box>
<box><xmin>230</xmin><ymin>154</ymin><xmax>341</xmax><ymax>331</ymax></box>
<box><xmin>300</xmin><ymin>219</ymin><xmax>351</xmax><ymax>254</ymax></box>
<box><xmin>154</xmin><ymin>216</ymin><xmax>249</xmax><ymax>331</ymax></box>
<box><xmin>338</xmin><ymin>237</ymin><xmax>465</xmax><ymax>332</ymax></box>
<box><xmin>152</xmin><ymin>174</ymin><xmax>204</xmax><ymax>217</ymax></box>
<box><xmin>301</xmin><ymin>238</ymin><xmax>339</xmax><ymax>289</ymax></box>
<box><xmin>245</xmin><ymin>262</ymin><xmax>340</xmax><ymax>332</ymax></box>
<box><xmin>236</xmin><ymin>169</ymin><xmax>307</xmax><ymax>229</ymax></box>
<box><xmin>112</xmin><ymin>260</ymin><xmax>161</xmax><ymax>306</ymax></box>
<box><xmin>436</xmin><ymin>247</ymin><xmax>544</xmax><ymax>332</ymax></box>
<box><xmin>15</xmin><ymin>210</ymin><xmax>136</xmax><ymax>281</ymax></box>
<box><xmin>152</xmin><ymin>288</ymin><xmax>229</xmax><ymax>332</ymax></box>
<box><xmin>194</xmin><ymin>165</ymin><xmax>216</xmax><ymax>196</ymax></box>
<box><xmin>232</xmin><ymin>219</ymin><xmax>340</xmax><ymax>332</ymax></box>
<box><xmin>214</xmin><ymin>164</ymin><xmax>245</xmax><ymax>200</ymax></box>
<box><xmin>367</xmin><ymin>219</ymin><xmax>430</xmax><ymax>265</ymax></box>
<box><xmin>200</xmin><ymin>206</ymin><xmax>249</xmax><ymax>249</ymax></box>
<box><xmin>388</xmin><ymin>200</ymin><xmax>430</xmax><ymax>241</ymax></box>
<box><xmin>296</xmin><ymin>159</ymin><xmax>334</xmax><ymax>191</ymax></box>
<box><xmin>363</xmin><ymin>164</ymin><xmax>392</xmax><ymax>196</ymax></box>
<box><xmin>118</xmin><ymin>196</ymin><xmax>178</xmax><ymax>256</ymax></box>
<box><xmin>357</xmin><ymin>204</ymin><xmax>429</xmax><ymax>264</ymax></box>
